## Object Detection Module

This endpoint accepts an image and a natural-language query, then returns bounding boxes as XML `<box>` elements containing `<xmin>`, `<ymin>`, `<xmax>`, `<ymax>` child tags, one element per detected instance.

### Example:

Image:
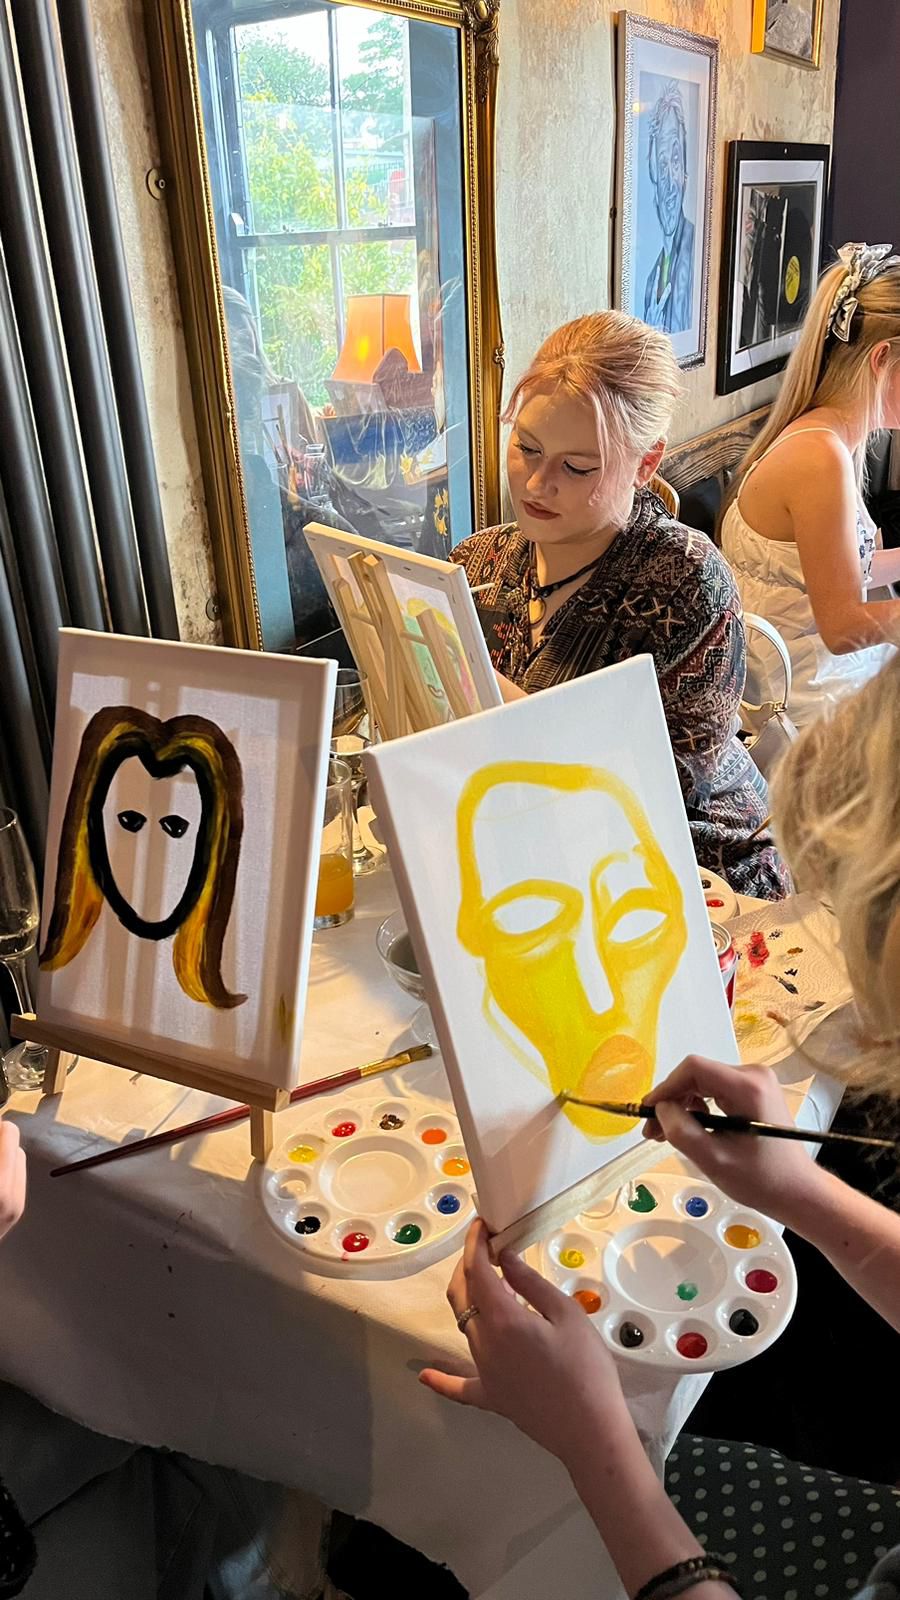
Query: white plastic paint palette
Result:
<box><xmin>698</xmin><ymin>868</ymin><xmax>738</xmax><ymax>921</ymax></box>
<box><xmin>261</xmin><ymin>1093</ymin><xmax>476</xmax><ymax>1277</ymax></box>
<box><xmin>538</xmin><ymin>1173</ymin><xmax>796</xmax><ymax>1372</ymax></box>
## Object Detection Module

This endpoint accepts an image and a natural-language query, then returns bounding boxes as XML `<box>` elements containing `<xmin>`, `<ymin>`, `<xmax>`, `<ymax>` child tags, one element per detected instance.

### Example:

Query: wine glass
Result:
<box><xmin>0</xmin><ymin>809</ymin><xmax>47</xmax><ymax>1091</ymax></box>
<box><xmin>330</xmin><ymin>668</ymin><xmax>384</xmax><ymax>875</ymax></box>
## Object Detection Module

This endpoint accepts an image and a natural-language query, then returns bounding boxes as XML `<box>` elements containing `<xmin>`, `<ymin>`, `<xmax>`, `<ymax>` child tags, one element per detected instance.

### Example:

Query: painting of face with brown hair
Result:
<box><xmin>40</xmin><ymin>706</ymin><xmax>246</xmax><ymax>1009</ymax></box>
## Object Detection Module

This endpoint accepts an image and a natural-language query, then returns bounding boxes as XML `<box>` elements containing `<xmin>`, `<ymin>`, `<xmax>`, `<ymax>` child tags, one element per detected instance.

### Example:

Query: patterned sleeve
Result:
<box><xmin>653</xmin><ymin>553</ymin><xmax>746</xmax><ymax>802</ymax></box>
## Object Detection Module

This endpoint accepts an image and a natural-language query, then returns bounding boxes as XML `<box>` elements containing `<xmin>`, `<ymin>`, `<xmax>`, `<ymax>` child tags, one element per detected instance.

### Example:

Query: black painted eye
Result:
<box><xmin>117</xmin><ymin>810</ymin><xmax>146</xmax><ymax>833</ymax></box>
<box><xmin>160</xmin><ymin>814</ymin><xmax>190</xmax><ymax>839</ymax></box>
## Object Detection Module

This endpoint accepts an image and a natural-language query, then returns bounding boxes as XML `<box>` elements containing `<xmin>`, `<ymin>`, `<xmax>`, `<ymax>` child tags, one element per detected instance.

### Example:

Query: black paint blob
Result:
<box><xmin>619</xmin><ymin>1321</ymin><xmax>645</xmax><ymax>1349</ymax></box>
<box><xmin>728</xmin><ymin>1308</ymin><xmax>759</xmax><ymax>1338</ymax></box>
<box><xmin>294</xmin><ymin>1215</ymin><xmax>322</xmax><ymax>1236</ymax></box>
<box><xmin>380</xmin><ymin>1113</ymin><xmax>404</xmax><ymax>1130</ymax></box>
<box><xmin>118</xmin><ymin>810</ymin><xmax>146</xmax><ymax>833</ymax></box>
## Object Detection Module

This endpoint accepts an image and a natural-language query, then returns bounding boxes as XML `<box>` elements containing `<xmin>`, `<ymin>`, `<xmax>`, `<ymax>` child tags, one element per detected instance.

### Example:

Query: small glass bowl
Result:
<box><xmin>375</xmin><ymin>912</ymin><xmax>436</xmax><ymax>1045</ymax></box>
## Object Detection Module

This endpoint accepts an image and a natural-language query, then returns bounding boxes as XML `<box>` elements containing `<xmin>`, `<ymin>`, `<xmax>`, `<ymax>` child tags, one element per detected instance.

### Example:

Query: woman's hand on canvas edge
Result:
<box><xmin>419</xmin><ymin>1219</ymin><xmax>639</xmax><ymax>1471</ymax></box>
<box><xmin>642</xmin><ymin>1055</ymin><xmax>825</xmax><ymax>1224</ymax></box>
<box><xmin>0</xmin><ymin>1116</ymin><xmax>26</xmax><ymax>1242</ymax></box>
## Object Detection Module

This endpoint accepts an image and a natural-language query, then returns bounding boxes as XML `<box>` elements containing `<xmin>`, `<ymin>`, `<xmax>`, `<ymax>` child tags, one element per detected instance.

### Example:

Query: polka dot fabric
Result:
<box><xmin>666</xmin><ymin>1437</ymin><xmax>900</xmax><ymax>1600</ymax></box>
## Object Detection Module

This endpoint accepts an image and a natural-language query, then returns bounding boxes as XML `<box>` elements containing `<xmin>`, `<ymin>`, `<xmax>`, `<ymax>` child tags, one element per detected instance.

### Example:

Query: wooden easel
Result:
<box><xmin>324</xmin><ymin>548</ymin><xmax>469</xmax><ymax>741</ymax></box>
<box><xmin>11</xmin><ymin>1012</ymin><xmax>286</xmax><ymax>1161</ymax></box>
<box><xmin>487</xmin><ymin>1137</ymin><xmax>674</xmax><ymax>1261</ymax></box>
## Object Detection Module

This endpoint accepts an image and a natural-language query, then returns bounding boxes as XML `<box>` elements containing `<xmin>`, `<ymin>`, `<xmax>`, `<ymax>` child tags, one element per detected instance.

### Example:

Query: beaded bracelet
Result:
<box><xmin>633</xmin><ymin>1554</ymin><xmax>742</xmax><ymax>1600</ymax></box>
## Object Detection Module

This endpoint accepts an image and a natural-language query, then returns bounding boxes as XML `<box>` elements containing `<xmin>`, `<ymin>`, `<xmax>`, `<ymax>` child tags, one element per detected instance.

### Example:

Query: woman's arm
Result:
<box><xmin>789</xmin><ymin>436</ymin><xmax>900</xmax><ymax>651</ymax></box>
<box><xmin>495</xmin><ymin>670</ymin><xmax>527</xmax><ymax>703</ymax></box>
<box><xmin>421</xmin><ymin>1223</ymin><xmax>736</xmax><ymax>1600</ymax></box>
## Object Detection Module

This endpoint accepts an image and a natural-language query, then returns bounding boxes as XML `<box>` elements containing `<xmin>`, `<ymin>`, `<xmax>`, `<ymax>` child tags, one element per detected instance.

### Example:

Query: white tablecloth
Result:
<box><xmin>0</xmin><ymin>874</ymin><xmax>846</xmax><ymax>1598</ymax></box>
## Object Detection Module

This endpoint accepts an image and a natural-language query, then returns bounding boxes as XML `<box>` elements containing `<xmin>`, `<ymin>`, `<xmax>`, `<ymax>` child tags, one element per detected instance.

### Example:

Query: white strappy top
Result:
<box><xmin>720</xmin><ymin>426</ymin><xmax>895</xmax><ymax>730</ymax></box>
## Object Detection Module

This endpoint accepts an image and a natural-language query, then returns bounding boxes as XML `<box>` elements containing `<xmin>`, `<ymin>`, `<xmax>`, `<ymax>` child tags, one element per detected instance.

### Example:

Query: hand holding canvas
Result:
<box><xmin>0</xmin><ymin>1117</ymin><xmax>25</xmax><ymax>1242</ymax></box>
<box><xmin>420</xmin><ymin>1220</ymin><xmax>635</xmax><ymax>1464</ymax></box>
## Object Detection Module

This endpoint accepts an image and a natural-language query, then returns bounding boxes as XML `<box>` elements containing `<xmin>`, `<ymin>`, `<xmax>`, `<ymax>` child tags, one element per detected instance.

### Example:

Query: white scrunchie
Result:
<box><xmin>827</xmin><ymin>242</ymin><xmax>899</xmax><ymax>343</ymax></box>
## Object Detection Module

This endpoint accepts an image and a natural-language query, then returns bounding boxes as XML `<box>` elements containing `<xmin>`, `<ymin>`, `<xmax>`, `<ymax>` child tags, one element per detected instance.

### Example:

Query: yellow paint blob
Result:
<box><xmin>559</xmin><ymin>1247</ymin><xmax>586</xmax><ymax>1270</ymax></box>
<box><xmin>724</xmin><ymin>1224</ymin><xmax>761</xmax><ymax>1250</ymax></box>
<box><xmin>289</xmin><ymin>1145</ymin><xmax>319</xmax><ymax>1166</ymax></box>
<box><xmin>443</xmin><ymin>1156</ymin><xmax>470</xmax><ymax>1177</ymax></box>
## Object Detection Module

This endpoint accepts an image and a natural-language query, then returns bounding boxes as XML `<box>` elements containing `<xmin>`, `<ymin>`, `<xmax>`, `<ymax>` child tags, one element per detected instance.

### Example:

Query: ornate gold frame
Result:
<box><xmin>145</xmin><ymin>0</ymin><xmax>503</xmax><ymax>649</ymax></box>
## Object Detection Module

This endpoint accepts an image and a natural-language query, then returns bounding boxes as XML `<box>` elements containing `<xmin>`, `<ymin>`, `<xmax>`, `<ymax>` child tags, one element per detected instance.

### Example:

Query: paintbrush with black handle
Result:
<box><xmin>560</xmin><ymin>1095</ymin><xmax>896</xmax><ymax>1151</ymax></box>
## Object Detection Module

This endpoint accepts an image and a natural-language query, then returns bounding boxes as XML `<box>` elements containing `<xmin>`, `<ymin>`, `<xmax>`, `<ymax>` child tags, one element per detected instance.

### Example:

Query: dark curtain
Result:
<box><xmin>0</xmin><ymin>0</ymin><xmax>178</xmax><ymax>881</ymax></box>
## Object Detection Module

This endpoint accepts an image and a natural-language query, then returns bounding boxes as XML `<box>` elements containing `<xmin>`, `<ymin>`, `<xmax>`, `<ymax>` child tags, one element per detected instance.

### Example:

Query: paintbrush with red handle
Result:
<box><xmin>50</xmin><ymin>1043</ymin><xmax>433</xmax><ymax>1177</ymax></box>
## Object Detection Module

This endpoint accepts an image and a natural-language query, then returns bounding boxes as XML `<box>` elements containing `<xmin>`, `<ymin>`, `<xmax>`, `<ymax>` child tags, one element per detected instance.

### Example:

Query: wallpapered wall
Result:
<box><xmin>90</xmin><ymin>0</ymin><xmax>841</xmax><ymax>641</ymax></box>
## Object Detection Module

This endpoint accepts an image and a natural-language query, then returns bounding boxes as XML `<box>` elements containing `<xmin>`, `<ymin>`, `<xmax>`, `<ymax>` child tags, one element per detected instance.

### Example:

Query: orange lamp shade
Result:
<box><xmin>332</xmin><ymin>294</ymin><xmax>421</xmax><ymax>382</ymax></box>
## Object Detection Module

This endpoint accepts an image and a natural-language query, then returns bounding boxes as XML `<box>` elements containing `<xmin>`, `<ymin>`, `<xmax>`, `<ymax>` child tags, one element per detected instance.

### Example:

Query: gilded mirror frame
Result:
<box><xmin>145</xmin><ymin>0</ymin><xmax>504</xmax><ymax>649</ymax></box>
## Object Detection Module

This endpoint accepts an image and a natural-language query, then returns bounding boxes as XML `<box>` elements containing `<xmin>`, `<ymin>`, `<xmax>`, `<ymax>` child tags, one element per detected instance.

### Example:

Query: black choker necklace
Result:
<box><xmin>527</xmin><ymin>549</ymin><xmax>607</xmax><ymax>624</ymax></box>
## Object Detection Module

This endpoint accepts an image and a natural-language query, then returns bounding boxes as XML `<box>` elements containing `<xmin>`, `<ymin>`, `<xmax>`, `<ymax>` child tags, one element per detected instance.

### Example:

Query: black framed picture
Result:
<box><xmin>717</xmin><ymin>140</ymin><xmax>830</xmax><ymax>395</ymax></box>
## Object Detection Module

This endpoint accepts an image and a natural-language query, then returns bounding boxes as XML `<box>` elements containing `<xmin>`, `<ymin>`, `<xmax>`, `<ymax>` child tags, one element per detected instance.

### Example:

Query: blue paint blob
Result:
<box><xmin>685</xmin><ymin>1196</ymin><xmax>709</xmax><ymax>1219</ymax></box>
<box><xmin>437</xmin><ymin>1193</ymin><xmax>461</xmax><ymax>1216</ymax></box>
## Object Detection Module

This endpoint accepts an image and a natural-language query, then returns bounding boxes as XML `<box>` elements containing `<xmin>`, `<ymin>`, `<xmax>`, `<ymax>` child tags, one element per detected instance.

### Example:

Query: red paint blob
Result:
<box><xmin>676</xmin><ymin>1332</ymin><xmax>708</xmax><ymax>1360</ymax></box>
<box><xmin>706</xmin><ymin>897</ymin><xmax>725</xmax><ymax>909</ymax></box>
<box><xmin>342</xmin><ymin>1231</ymin><xmax>369</xmax><ymax>1253</ymax></box>
<box><xmin>746</xmin><ymin>1268</ymin><xmax>778</xmax><ymax>1294</ymax></box>
<box><xmin>747</xmin><ymin>931</ymin><xmax>771</xmax><ymax>969</ymax></box>
<box><xmin>421</xmin><ymin>1128</ymin><xmax>448</xmax><ymax>1146</ymax></box>
<box><xmin>332</xmin><ymin>1122</ymin><xmax>357</xmax><ymax>1138</ymax></box>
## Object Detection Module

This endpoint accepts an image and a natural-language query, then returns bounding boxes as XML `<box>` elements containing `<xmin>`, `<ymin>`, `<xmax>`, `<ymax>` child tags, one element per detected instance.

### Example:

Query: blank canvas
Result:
<box><xmin>37</xmin><ymin>630</ymin><xmax>336</xmax><ymax>1090</ymax></box>
<box><xmin>365</xmin><ymin>656</ymin><xmax>739</xmax><ymax>1235</ymax></box>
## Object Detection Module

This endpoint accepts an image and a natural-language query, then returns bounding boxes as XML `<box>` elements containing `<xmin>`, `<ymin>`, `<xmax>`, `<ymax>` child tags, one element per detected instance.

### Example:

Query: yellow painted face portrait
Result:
<box><xmin>457</xmin><ymin>762</ymin><xmax>687</xmax><ymax>1140</ymax></box>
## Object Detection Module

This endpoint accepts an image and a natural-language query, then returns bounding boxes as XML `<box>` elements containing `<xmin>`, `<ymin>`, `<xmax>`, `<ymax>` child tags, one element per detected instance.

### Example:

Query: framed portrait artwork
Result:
<box><xmin>717</xmin><ymin>141</ymin><xmax>830</xmax><ymax>395</ymax></box>
<box><xmin>615</xmin><ymin>14</ymin><xmax>719</xmax><ymax>371</ymax></box>
<box><xmin>751</xmin><ymin>0</ymin><xmax>824</xmax><ymax>69</ymax></box>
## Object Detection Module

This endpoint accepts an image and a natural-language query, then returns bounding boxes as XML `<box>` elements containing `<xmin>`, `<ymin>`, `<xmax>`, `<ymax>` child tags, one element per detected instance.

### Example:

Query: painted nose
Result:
<box><xmin>572</xmin><ymin>913</ymin><xmax>614</xmax><ymax>1017</ymax></box>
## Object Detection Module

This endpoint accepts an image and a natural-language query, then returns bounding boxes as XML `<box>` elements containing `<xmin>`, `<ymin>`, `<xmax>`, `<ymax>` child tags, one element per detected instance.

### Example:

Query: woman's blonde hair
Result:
<box><xmin>728</xmin><ymin>253</ymin><xmax>900</xmax><ymax>503</ymax></box>
<box><xmin>40</xmin><ymin>707</ymin><xmax>246</xmax><ymax>1010</ymax></box>
<box><xmin>772</xmin><ymin>652</ymin><xmax>900</xmax><ymax>1094</ymax></box>
<box><xmin>504</xmin><ymin>311</ymin><xmax>683</xmax><ymax>477</ymax></box>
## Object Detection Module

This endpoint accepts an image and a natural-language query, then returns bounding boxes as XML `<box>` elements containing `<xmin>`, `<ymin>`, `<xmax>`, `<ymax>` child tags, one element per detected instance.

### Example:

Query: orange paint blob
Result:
<box><xmin>442</xmin><ymin>1156</ymin><xmax>470</xmax><ymax>1177</ymax></box>
<box><xmin>421</xmin><ymin>1128</ymin><xmax>447</xmax><ymax>1146</ymax></box>
<box><xmin>724</xmin><ymin>1224</ymin><xmax>761</xmax><ymax>1250</ymax></box>
<box><xmin>574</xmin><ymin>1289</ymin><xmax>602</xmax><ymax>1315</ymax></box>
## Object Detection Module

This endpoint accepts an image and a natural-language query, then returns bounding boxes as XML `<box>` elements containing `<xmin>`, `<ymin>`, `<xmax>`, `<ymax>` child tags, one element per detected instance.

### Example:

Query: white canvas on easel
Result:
<box><xmin>34</xmin><ymin>629</ymin><xmax>336</xmax><ymax>1093</ymax></box>
<box><xmin>302</xmin><ymin>522</ymin><xmax>502</xmax><ymax>738</ymax></box>
<box><xmin>365</xmin><ymin>656</ymin><xmax>739</xmax><ymax>1246</ymax></box>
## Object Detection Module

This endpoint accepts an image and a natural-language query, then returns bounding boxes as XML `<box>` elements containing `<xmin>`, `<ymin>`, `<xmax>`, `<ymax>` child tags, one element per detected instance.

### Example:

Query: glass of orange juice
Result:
<box><xmin>314</xmin><ymin>758</ymin><xmax>355</xmax><ymax>930</ymax></box>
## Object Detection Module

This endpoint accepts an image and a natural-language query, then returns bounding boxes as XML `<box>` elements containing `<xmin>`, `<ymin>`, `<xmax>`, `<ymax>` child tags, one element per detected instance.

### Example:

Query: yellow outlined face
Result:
<box><xmin>457</xmin><ymin>762</ymin><xmax>687</xmax><ymax>1140</ymax></box>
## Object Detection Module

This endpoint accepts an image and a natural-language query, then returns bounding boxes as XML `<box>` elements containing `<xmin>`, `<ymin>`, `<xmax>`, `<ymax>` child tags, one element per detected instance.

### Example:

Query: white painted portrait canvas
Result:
<box><xmin>37</xmin><ymin>630</ymin><xmax>336</xmax><ymax>1090</ymax></box>
<box><xmin>365</xmin><ymin>656</ymin><xmax>738</xmax><ymax>1236</ymax></box>
<box><xmin>616</xmin><ymin>14</ymin><xmax>718</xmax><ymax>370</ymax></box>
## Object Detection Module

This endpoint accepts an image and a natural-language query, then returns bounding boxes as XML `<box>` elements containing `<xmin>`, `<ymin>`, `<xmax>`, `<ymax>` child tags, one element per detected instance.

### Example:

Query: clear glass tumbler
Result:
<box><xmin>314</xmin><ymin>758</ymin><xmax>355</xmax><ymax>930</ymax></box>
<box><xmin>0</xmin><ymin>809</ymin><xmax>48</xmax><ymax>1092</ymax></box>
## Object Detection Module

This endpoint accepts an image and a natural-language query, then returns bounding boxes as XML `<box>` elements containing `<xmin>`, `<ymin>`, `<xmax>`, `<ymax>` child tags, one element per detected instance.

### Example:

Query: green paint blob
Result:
<box><xmin>677</xmin><ymin>1281</ymin><xmax>699</xmax><ymax>1302</ymax></box>
<box><xmin>628</xmin><ymin>1184</ymin><xmax>657</xmax><ymax>1214</ymax></box>
<box><xmin>395</xmin><ymin>1223</ymin><xmax>422</xmax><ymax>1246</ymax></box>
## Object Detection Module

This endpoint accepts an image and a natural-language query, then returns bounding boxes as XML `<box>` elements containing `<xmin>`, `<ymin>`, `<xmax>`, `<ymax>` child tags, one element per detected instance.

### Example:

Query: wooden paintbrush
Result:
<box><xmin>560</xmin><ymin>1095</ymin><xmax>896</xmax><ymax>1151</ymax></box>
<box><xmin>50</xmin><ymin>1044</ymin><xmax>434</xmax><ymax>1178</ymax></box>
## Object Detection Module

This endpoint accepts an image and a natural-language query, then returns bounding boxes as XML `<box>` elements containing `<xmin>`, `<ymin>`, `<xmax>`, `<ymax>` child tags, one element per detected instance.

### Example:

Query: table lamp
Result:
<box><xmin>332</xmin><ymin>294</ymin><xmax>421</xmax><ymax>382</ymax></box>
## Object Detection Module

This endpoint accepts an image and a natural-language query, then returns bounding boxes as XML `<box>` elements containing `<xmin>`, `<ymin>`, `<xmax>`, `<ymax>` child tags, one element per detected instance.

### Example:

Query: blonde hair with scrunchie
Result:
<box><xmin>724</xmin><ymin>243</ymin><xmax>900</xmax><ymax>507</ymax></box>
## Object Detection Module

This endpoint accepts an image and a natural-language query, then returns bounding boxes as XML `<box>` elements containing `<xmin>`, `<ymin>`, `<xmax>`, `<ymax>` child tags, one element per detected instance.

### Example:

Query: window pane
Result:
<box><xmin>337</xmin><ymin>10</ymin><xmax>413</xmax><ymax>231</ymax></box>
<box><xmin>234</xmin><ymin>18</ymin><xmax>337</xmax><ymax>234</ymax></box>
<box><xmin>245</xmin><ymin>243</ymin><xmax>337</xmax><ymax>410</ymax></box>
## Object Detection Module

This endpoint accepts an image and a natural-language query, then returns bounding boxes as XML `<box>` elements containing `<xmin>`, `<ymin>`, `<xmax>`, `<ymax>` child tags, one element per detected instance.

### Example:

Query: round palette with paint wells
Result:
<box><xmin>260</xmin><ymin>1094</ymin><xmax>476</xmax><ymax>1277</ymax></box>
<box><xmin>698</xmin><ymin>868</ymin><xmax>738</xmax><ymax>922</ymax></box>
<box><xmin>537</xmin><ymin>1173</ymin><xmax>796</xmax><ymax>1372</ymax></box>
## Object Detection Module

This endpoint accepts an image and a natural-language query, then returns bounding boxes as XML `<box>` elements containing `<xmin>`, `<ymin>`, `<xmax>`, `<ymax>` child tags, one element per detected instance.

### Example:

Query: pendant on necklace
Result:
<box><xmin>528</xmin><ymin>595</ymin><xmax>546</xmax><ymax>626</ymax></box>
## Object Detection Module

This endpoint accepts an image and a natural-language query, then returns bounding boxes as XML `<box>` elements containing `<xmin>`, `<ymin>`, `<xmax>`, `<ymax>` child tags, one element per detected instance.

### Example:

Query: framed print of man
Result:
<box><xmin>643</xmin><ymin>81</ymin><xmax>695</xmax><ymax>335</ymax></box>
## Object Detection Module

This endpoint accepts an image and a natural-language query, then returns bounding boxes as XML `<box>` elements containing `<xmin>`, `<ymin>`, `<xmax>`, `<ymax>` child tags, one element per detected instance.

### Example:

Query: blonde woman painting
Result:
<box><xmin>721</xmin><ymin>242</ymin><xmax>900</xmax><ymax>729</ymax></box>
<box><xmin>452</xmin><ymin>311</ymin><xmax>787</xmax><ymax>899</ymax></box>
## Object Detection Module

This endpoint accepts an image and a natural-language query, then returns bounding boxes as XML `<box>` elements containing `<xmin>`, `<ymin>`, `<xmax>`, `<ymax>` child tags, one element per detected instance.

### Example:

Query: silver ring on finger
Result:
<box><xmin>456</xmin><ymin>1304</ymin><xmax>480</xmax><ymax>1334</ymax></box>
